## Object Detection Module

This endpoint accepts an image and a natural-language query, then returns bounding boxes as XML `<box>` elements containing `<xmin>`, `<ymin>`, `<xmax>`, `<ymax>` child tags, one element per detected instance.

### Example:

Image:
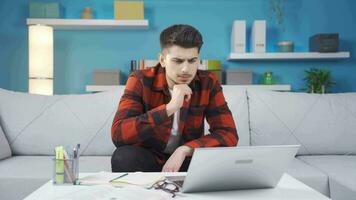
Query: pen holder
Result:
<box><xmin>53</xmin><ymin>158</ymin><xmax>79</xmax><ymax>185</ymax></box>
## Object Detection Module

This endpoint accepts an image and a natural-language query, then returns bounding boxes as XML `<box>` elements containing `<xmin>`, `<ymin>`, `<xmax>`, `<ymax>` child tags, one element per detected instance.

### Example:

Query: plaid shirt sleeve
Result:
<box><xmin>184</xmin><ymin>76</ymin><xmax>238</xmax><ymax>148</ymax></box>
<box><xmin>111</xmin><ymin>74</ymin><xmax>169</xmax><ymax>147</ymax></box>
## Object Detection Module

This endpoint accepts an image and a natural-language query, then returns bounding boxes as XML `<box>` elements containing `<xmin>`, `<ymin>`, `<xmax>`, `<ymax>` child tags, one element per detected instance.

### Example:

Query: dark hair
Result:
<box><xmin>160</xmin><ymin>24</ymin><xmax>203</xmax><ymax>52</ymax></box>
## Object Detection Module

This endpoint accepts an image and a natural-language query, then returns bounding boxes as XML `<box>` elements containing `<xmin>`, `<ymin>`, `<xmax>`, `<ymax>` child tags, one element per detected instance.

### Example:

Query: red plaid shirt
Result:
<box><xmin>111</xmin><ymin>64</ymin><xmax>238</xmax><ymax>163</ymax></box>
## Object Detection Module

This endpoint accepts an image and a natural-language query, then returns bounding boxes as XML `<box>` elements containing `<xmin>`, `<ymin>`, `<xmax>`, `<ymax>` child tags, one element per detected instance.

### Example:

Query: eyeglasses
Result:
<box><xmin>151</xmin><ymin>179</ymin><xmax>180</xmax><ymax>198</ymax></box>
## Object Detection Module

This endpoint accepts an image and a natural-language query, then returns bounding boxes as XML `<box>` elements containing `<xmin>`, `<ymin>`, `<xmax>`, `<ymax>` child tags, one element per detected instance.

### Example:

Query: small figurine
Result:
<box><xmin>81</xmin><ymin>7</ymin><xmax>93</xmax><ymax>19</ymax></box>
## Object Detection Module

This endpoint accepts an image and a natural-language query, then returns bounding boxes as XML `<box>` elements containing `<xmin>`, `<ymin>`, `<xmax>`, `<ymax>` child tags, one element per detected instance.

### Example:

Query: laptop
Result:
<box><xmin>167</xmin><ymin>145</ymin><xmax>300</xmax><ymax>193</ymax></box>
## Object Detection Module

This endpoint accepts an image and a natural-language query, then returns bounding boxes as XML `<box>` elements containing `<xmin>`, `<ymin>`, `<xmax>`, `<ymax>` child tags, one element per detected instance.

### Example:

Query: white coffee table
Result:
<box><xmin>24</xmin><ymin>173</ymin><xmax>330</xmax><ymax>200</ymax></box>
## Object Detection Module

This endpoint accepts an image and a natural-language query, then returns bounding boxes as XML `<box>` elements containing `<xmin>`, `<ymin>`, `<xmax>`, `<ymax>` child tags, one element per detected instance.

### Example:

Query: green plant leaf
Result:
<box><xmin>303</xmin><ymin>68</ymin><xmax>335</xmax><ymax>93</ymax></box>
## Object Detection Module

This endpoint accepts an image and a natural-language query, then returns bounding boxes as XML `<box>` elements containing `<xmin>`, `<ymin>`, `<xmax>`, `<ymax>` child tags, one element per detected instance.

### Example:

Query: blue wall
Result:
<box><xmin>0</xmin><ymin>0</ymin><xmax>355</xmax><ymax>94</ymax></box>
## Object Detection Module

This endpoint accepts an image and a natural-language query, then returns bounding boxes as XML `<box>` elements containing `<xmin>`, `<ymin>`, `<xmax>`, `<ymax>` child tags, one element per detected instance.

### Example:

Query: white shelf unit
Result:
<box><xmin>27</xmin><ymin>18</ymin><xmax>149</xmax><ymax>30</ymax></box>
<box><xmin>86</xmin><ymin>84</ymin><xmax>291</xmax><ymax>92</ymax></box>
<box><xmin>228</xmin><ymin>52</ymin><xmax>350</xmax><ymax>61</ymax></box>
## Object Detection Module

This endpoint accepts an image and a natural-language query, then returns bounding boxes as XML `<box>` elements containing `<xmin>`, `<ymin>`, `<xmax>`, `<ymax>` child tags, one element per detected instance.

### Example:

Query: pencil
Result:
<box><xmin>109</xmin><ymin>173</ymin><xmax>129</xmax><ymax>182</ymax></box>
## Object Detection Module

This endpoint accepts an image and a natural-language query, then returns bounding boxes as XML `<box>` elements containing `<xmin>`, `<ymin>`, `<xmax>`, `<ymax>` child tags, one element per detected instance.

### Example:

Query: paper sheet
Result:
<box><xmin>52</xmin><ymin>185</ymin><xmax>170</xmax><ymax>200</ymax></box>
<box><xmin>79</xmin><ymin>172</ymin><xmax>125</xmax><ymax>186</ymax></box>
<box><xmin>111</xmin><ymin>172</ymin><xmax>165</xmax><ymax>187</ymax></box>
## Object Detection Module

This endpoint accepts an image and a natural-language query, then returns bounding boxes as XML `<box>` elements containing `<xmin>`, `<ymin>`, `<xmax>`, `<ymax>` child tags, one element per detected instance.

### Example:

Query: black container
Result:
<box><xmin>309</xmin><ymin>33</ymin><xmax>339</xmax><ymax>52</ymax></box>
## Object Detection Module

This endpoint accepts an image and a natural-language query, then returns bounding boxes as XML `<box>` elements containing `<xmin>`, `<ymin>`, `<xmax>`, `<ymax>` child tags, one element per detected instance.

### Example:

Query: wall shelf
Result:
<box><xmin>228</xmin><ymin>52</ymin><xmax>350</xmax><ymax>61</ymax></box>
<box><xmin>27</xmin><ymin>18</ymin><xmax>149</xmax><ymax>30</ymax></box>
<box><xmin>86</xmin><ymin>84</ymin><xmax>291</xmax><ymax>92</ymax></box>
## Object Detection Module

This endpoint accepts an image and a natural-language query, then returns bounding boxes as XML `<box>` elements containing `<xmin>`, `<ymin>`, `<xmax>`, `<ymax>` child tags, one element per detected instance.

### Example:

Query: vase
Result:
<box><xmin>311</xmin><ymin>85</ymin><xmax>326</xmax><ymax>94</ymax></box>
<box><xmin>278</xmin><ymin>41</ymin><xmax>294</xmax><ymax>52</ymax></box>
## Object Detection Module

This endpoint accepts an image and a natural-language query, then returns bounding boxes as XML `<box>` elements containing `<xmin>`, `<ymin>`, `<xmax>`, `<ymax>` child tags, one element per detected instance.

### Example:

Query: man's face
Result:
<box><xmin>159</xmin><ymin>45</ymin><xmax>200</xmax><ymax>89</ymax></box>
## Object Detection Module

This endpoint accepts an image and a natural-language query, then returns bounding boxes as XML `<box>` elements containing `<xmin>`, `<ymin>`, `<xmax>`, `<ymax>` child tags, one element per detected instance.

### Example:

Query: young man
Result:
<box><xmin>111</xmin><ymin>24</ymin><xmax>238</xmax><ymax>172</ymax></box>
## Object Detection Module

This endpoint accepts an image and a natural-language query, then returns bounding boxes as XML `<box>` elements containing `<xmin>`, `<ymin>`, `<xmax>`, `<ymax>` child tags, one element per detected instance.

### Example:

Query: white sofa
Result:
<box><xmin>0</xmin><ymin>86</ymin><xmax>355</xmax><ymax>200</ymax></box>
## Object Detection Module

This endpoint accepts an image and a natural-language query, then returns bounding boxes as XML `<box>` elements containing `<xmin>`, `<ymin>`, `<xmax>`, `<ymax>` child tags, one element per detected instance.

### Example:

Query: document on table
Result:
<box><xmin>52</xmin><ymin>185</ymin><xmax>170</xmax><ymax>200</ymax></box>
<box><xmin>110</xmin><ymin>172</ymin><xmax>165</xmax><ymax>188</ymax></box>
<box><xmin>79</xmin><ymin>172</ymin><xmax>164</xmax><ymax>188</ymax></box>
<box><xmin>79</xmin><ymin>171</ymin><xmax>125</xmax><ymax>186</ymax></box>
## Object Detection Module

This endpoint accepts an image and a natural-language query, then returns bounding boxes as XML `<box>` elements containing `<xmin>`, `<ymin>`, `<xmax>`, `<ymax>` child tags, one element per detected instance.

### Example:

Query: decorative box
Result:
<box><xmin>114</xmin><ymin>0</ymin><xmax>144</xmax><ymax>20</ymax></box>
<box><xmin>93</xmin><ymin>70</ymin><xmax>120</xmax><ymax>85</ymax></box>
<box><xmin>226</xmin><ymin>69</ymin><xmax>253</xmax><ymax>85</ymax></box>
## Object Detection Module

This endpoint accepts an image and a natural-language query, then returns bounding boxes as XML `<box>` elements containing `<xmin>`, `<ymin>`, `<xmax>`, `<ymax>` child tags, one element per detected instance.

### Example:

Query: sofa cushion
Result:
<box><xmin>298</xmin><ymin>155</ymin><xmax>356</xmax><ymax>200</ymax></box>
<box><xmin>248</xmin><ymin>90</ymin><xmax>356</xmax><ymax>155</ymax></box>
<box><xmin>0</xmin><ymin>156</ymin><xmax>112</xmax><ymax>200</ymax></box>
<box><xmin>0</xmin><ymin>88</ymin><xmax>124</xmax><ymax>156</ymax></box>
<box><xmin>204</xmin><ymin>86</ymin><xmax>250</xmax><ymax>146</ymax></box>
<box><xmin>286</xmin><ymin>157</ymin><xmax>329</xmax><ymax>197</ymax></box>
<box><xmin>0</xmin><ymin>124</ymin><xmax>11</xmax><ymax>160</ymax></box>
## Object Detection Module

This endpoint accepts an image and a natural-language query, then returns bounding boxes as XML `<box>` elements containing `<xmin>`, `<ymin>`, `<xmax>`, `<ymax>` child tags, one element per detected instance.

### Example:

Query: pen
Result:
<box><xmin>73</xmin><ymin>147</ymin><xmax>77</xmax><ymax>159</ymax></box>
<box><xmin>72</xmin><ymin>144</ymin><xmax>80</xmax><ymax>185</ymax></box>
<box><xmin>109</xmin><ymin>173</ymin><xmax>129</xmax><ymax>182</ymax></box>
<box><xmin>76</xmin><ymin>143</ymin><xmax>80</xmax><ymax>156</ymax></box>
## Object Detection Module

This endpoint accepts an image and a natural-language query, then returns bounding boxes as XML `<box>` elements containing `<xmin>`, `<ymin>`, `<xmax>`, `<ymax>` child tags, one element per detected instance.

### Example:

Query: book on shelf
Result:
<box><xmin>199</xmin><ymin>59</ymin><xmax>221</xmax><ymax>70</ymax></box>
<box><xmin>198</xmin><ymin>59</ymin><xmax>222</xmax><ymax>82</ymax></box>
<box><xmin>130</xmin><ymin>59</ymin><xmax>222</xmax><ymax>71</ymax></box>
<box><xmin>130</xmin><ymin>59</ymin><xmax>158</xmax><ymax>71</ymax></box>
<box><xmin>130</xmin><ymin>59</ymin><xmax>222</xmax><ymax>82</ymax></box>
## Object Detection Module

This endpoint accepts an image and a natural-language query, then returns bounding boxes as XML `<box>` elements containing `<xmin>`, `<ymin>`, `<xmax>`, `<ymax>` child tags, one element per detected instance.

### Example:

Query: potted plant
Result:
<box><xmin>303</xmin><ymin>68</ymin><xmax>335</xmax><ymax>93</ymax></box>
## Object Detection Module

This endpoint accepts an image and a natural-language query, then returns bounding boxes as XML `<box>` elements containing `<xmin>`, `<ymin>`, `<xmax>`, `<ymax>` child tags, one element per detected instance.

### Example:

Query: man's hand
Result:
<box><xmin>162</xmin><ymin>145</ymin><xmax>194</xmax><ymax>172</ymax></box>
<box><xmin>166</xmin><ymin>84</ymin><xmax>192</xmax><ymax>116</ymax></box>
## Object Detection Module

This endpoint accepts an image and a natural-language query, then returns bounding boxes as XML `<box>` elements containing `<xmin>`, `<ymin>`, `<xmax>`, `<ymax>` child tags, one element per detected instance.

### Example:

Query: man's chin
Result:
<box><xmin>175</xmin><ymin>79</ymin><xmax>191</xmax><ymax>84</ymax></box>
